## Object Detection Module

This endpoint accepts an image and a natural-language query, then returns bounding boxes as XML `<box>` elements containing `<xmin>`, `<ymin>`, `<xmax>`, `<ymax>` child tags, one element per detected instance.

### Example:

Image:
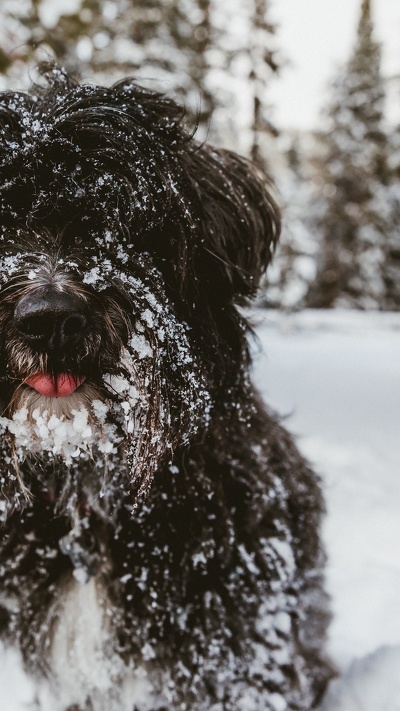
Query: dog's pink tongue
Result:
<box><xmin>26</xmin><ymin>373</ymin><xmax>86</xmax><ymax>398</ymax></box>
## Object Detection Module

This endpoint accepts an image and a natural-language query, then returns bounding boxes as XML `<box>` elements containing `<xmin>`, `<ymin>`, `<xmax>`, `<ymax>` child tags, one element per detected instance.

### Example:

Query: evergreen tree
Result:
<box><xmin>205</xmin><ymin>0</ymin><xmax>278</xmax><ymax>156</ymax></box>
<box><xmin>264</xmin><ymin>138</ymin><xmax>320</xmax><ymax>309</ymax></box>
<box><xmin>382</xmin><ymin>129</ymin><xmax>400</xmax><ymax>309</ymax></box>
<box><xmin>248</xmin><ymin>0</ymin><xmax>279</xmax><ymax>164</ymax></box>
<box><xmin>307</xmin><ymin>0</ymin><xmax>389</xmax><ymax>309</ymax></box>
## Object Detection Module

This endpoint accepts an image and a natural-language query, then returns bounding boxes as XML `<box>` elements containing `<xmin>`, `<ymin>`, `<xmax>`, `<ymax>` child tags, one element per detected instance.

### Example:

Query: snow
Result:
<box><xmin>252</xmin><ymin>308</ymin><xmax>400</xmax><ymax>709</ymax></box>
<box><xmin>320</xmin><ymin>646</ymin><xmax>400</xmax><ymax>711</ymax></box>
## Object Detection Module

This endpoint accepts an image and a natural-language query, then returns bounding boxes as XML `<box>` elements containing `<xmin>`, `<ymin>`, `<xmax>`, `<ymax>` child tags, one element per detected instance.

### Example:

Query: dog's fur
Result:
<box><xmin>0</xmin><ymin>67</ymin><xmax>332</xmax><ymax>710</ymax></box>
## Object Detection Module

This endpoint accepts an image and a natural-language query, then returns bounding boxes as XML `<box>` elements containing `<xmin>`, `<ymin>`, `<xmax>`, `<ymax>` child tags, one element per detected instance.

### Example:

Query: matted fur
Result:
<box><xmin>0</xmin><ymin>67</ymin><xmax>333</xmax><ymax>710</ymax></box>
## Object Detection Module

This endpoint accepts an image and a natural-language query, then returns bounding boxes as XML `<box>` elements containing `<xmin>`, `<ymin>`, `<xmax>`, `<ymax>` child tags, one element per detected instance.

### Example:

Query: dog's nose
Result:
<box><xmin>14</xmin><ymin>289</ymin><xmax>88</xmax><ymax>350</ymax></box>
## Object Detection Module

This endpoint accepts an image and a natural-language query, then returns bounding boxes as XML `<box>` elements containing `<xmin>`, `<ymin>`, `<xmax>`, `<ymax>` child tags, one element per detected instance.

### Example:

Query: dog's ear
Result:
<box><xmin>186</xmin><ymin>145</ymin><xmax>281</xmax><ymax>304</ymax></box>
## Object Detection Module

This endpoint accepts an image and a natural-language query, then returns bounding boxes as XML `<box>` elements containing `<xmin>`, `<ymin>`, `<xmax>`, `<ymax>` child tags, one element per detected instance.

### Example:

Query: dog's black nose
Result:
<box><xmin>14</xmin><ymin>289</ymin><xmax>88</xmax><ymax>350</ymax></box>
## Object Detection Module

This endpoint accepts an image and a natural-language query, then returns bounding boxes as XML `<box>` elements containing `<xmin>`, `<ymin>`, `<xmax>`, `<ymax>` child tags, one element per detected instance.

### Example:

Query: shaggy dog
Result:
<box><xmin>0</xmin><ymin>67</ymin><xmax>332</xmax><ymax>710</ymax></box>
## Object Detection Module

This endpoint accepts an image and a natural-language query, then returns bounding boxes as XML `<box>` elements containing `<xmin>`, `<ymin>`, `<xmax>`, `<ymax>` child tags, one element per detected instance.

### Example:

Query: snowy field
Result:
<box><xmin>253</xmin><ymin>308</ymin><xmax>400</xmax><ymax>709</ymax></box>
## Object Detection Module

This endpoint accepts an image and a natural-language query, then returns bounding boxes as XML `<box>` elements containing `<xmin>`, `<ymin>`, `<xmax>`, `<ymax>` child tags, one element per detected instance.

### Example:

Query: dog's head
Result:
<box><xmin>0</xmin><ymin>67</ymin><xmax>280</xmax><ymax>511</ymax></box>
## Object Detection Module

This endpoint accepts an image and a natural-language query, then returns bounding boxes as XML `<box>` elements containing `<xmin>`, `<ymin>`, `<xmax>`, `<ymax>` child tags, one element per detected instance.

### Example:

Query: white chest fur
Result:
<box><xmin>0</xmin><ymin>577</ymin><xmax>166</xmax><ymax>711</ymax></box>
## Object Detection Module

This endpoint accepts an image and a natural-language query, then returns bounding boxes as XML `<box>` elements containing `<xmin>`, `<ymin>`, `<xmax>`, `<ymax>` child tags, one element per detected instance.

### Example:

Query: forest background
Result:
<box><xmin>1</xmin><ymin>0</ymin><xmax>399</xmax><ymax>314</ymax></box>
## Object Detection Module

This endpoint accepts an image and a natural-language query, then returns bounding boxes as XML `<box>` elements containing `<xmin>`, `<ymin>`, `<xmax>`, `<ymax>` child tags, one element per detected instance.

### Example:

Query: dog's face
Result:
<box><xmin>0</xmin><ymin>68</ymin><xmax>279</xmax><ymax>512</ymax></box>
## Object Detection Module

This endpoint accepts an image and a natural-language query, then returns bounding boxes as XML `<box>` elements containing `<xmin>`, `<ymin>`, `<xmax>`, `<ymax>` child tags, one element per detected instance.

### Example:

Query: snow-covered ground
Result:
<box><xmin>253</xmin><ymin>308</ymin><xmax>400</xmax><ymax>709</ymax></box>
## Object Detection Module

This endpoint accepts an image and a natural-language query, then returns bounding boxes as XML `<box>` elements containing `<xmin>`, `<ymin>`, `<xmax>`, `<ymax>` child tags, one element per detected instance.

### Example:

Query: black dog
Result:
<box><xmin>0</xmin><ymin>67</ymin><xmax>332</xmax><ymax>710</ymax></box>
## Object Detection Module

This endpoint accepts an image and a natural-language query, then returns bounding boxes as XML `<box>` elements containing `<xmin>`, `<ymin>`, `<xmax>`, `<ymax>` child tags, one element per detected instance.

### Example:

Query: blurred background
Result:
<box><xmin>1</xmin><ymin>0</ymin><xmax>400</xmax><ymax>313</ymax></box>
<box><xmin>1</xmin><ymin>0</ymin><xmax>400</xmax><ymax>705</ymax></box>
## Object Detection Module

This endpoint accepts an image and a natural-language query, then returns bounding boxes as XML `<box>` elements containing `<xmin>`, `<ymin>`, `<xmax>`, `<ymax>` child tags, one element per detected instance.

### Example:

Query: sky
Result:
<box><xmin>269</xmin><ymin>0</ymin><xmax>400</xmax><ymax>130</ymax></box>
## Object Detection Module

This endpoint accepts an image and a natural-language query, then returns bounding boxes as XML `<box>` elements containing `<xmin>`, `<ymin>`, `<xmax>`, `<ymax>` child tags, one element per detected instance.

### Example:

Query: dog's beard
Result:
<box><xmin>2</xmin><ymin>383</ymin><xmax>114</xmax><ymax>463</ymax></box>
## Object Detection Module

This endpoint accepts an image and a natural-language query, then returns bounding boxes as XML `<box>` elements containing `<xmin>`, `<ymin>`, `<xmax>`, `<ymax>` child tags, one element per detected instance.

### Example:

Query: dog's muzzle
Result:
<box><xmin>13</xmin><ymin>285</ymin><xmax>90</xmax><ymax>397</ymax></box>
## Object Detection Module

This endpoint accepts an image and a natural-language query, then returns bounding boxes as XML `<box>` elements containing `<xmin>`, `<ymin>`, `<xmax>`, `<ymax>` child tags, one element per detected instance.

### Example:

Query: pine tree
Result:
<box><xmin>307</xmin><ymin>0</ymin><xmax>389</xmax><ymax>309</ymax></box>
<box><xmin>382</xmin><ymin>129</ymin><xmax>400</xmax><ymax>309</ymax></box>
<box><xmin>205</xmin><ymin>0</ymin><xmax>279</xmax><ymax>157</ymax></box>
<box><xmin>248</xmin><ymin>0</ymin><xmax>279</xmax><ymax>164</ymax></box>
<box><xmin>264</xmin><ymin>138</ymin><xmax>320</xmax><ymax>309</ymax></box>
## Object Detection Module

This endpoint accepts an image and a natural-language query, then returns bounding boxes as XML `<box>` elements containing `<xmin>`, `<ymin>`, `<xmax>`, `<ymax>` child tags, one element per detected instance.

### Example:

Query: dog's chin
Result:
<box><xmin>2</xmin><ymin>382</ymin><xmax>121</xmax><ymax>467</ymax></box>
